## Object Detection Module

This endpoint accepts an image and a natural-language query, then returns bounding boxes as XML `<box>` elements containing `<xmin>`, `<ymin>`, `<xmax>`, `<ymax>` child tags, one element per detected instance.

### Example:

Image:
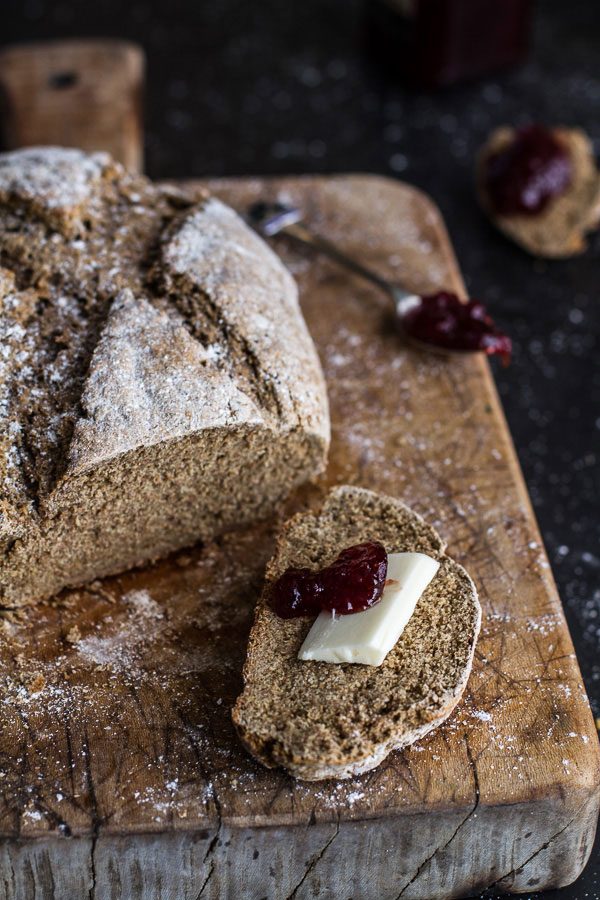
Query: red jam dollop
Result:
<box><xmin>403</xmin><ymin>292</ymin><xmax>512</xmax><ymax>363</ymax></box>
<box><xmin>270</xmin><ymin>541</ymin><xmax>388</xmax><ymax>618</ymax></box>
<box><xmin>484</xmin><ymin>124</ymin><xmax>572</xmax><ymax>216</ymax></box>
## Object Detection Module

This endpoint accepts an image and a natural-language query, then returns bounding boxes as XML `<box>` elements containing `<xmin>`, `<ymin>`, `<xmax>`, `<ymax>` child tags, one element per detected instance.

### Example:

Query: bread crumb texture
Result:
<box><xmin>0</xmin><ymin>147</ymin><xmax>329</xmax><ymax>605</ymax></box>
<box><xmin>233</xmin><ymin>485</ymin><xmax>481</xmax><ymax>780</ymax></box>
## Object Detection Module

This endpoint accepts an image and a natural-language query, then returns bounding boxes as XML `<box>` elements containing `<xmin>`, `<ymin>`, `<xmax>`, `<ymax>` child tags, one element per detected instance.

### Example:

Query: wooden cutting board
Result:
<box><xmin>0</xmin><ymin>41</ymin><xmax>598</xmax><ymax>900</ymax></box>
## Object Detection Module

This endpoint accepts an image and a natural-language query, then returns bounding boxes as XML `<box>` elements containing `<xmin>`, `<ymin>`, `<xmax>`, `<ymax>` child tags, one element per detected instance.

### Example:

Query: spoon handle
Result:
<box><xmin>282</xmin><ymin>221</ymin><xmax>399</xmax><ymax>299</ymax></box>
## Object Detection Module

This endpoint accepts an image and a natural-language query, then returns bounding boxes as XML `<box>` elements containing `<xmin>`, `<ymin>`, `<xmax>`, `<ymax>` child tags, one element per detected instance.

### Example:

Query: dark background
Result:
<box><xmin>2</xmin><ymin>1</ymin><xmax>599</xmax><ymax>897</ymax></box>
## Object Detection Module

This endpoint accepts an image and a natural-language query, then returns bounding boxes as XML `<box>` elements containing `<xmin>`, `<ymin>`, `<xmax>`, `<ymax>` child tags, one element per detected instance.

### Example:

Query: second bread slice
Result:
<box><xmin>233</xmin><ymin>485</ymin><xmax>481</xmax><ymax>780</ymax></box>
<box><xmin>477</xmin><ymin>126</ymin><xmax>600</xmax><ymax>258</ymax></box>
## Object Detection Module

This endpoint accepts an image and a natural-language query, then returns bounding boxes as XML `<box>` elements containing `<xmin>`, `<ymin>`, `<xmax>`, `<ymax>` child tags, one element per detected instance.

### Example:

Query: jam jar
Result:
<box><xmin>365</xmin><ymin>0</ymin><xmax>533</xmax><ymax>88</ymax></box>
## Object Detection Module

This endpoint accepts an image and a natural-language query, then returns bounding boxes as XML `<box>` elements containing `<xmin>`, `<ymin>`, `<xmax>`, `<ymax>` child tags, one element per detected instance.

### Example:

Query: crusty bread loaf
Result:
<box><xmin>477</xmin><ymin>126</ymin><xmax>600</xmax><ymax>258</ymax></box>
<box><xmin>0</xmin><ymin>147</ymin><xmax>329</xmax><ymax>605</ymax></box>
<box><xmin>232</xmin><ymin>485</ymin><xmax>481</xmax><ymax>780</ymax></box>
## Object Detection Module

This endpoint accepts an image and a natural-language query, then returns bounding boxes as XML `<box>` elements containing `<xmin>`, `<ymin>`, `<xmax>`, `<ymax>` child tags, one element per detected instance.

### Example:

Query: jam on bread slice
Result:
<box><xmin>477</xmin><ymin>125</ymin><xmax>600</xmax><ymax>258</ymax></box>
<box><xmin>232</xmin><ymin>485</ymin><xmax>481</xmax><ymax>781</ymax></box>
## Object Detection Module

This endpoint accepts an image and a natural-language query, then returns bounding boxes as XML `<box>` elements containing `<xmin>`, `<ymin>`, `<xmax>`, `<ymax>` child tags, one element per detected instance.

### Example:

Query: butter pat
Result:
<box><xmin>298</xmin><ymin>552</ymin><xmax>440</xmax><ymax>666</ymax></box>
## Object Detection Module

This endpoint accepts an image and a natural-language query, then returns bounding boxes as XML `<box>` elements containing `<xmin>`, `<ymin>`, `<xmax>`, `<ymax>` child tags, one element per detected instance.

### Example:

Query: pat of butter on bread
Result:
<box><xmin>298</xmin><ymin>552</ymin><xmax>440</xmax><ymax>666</ymax></box>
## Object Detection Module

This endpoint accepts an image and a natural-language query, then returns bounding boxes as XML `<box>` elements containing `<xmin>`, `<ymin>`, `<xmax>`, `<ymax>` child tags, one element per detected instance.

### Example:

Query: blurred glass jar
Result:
<box><xmin>365</xmin><ymin>0</ymin><xmax>533</xmax><ymax>87</ymax></box>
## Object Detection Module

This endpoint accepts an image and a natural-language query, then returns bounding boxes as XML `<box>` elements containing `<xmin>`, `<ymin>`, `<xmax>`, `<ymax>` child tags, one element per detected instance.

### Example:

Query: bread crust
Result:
<box><xmin>477</xmin><ymin>126</ymin><xmax>600</xmax><ymax>258</ymax></box>
<box><xmin>232</xmin><ymin>486</ymin><xmax>481</xmax><ymax>780</ymax></box>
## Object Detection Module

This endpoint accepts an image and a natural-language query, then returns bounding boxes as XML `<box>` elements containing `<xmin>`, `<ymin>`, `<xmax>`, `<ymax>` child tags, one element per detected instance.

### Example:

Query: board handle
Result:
<box><xmin>0</xmin><ymin>39</ymin><xmax>145</xmax><ymax>172</ymax></box>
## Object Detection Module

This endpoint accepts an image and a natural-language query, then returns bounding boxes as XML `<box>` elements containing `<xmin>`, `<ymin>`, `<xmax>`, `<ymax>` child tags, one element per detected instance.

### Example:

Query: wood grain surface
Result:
<box><xmin>0</xmin><ymin>41</ymin><xmax>144</xmax><ymax>170</ymax></box>
<box><xmin>0</xmin><ymin>174</ymin><xmax>597</xmax><ymax>899</ymax></box>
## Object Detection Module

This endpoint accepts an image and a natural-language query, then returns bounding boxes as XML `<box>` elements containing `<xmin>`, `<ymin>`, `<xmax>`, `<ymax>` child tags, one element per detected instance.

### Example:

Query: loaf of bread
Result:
<box><xmin>0</xmin><ymin>147</ymin><xmax>330</xmax><ymax>605</ymax></box>
<box><xmin>477</xmin><ymin>126</ymin><xmax>600</xmax><ymax>258</ymax></box>
<box><xmin>233</xmin><ymin>486</ymin><xmax>481</xmax><ymax>780</ymax></box>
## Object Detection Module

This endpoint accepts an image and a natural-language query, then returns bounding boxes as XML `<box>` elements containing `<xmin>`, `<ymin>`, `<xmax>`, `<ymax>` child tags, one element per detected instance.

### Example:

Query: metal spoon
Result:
<box><xmin>247</xmin><ymin>201</ymin><xmax>511</xmax><ymax>362</ymax></box>
<box><xmin>247</xmin><ymin>200</ymin><xmax>421</xmax><ymax>321</ymax></box>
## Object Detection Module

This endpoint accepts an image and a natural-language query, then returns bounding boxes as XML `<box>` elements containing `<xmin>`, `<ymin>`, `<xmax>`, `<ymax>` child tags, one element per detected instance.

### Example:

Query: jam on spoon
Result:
<box><xmin>271</xmin><ymin>541</ymin><xmax>388</xmax><ymax>619</ymax></box>
<box><xmin>400</xmin><ymin>292</ymin><xmax>512</xmax><ymax>364</ymax></box>
<box><xmin>484</xmin><ymin>124</ymin><xmax>572</xmax><ymax>216</ymax></box>
<box><xmin>248</xmin><ymin>202</ymin><xmax>512</xmax><ymax>363</ymax></box>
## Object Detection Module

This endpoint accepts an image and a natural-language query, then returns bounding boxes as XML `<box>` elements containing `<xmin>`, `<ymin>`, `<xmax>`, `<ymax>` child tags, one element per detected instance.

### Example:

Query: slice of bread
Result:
<box><xmin>477</xmin><ymin>126</ymin><xmax>600</xmax><ymax>258</ymax></box>
<box><xmin>232</xmin><ymin>485</ymin><xmax>481</xmax><ymax>780</ymax></box>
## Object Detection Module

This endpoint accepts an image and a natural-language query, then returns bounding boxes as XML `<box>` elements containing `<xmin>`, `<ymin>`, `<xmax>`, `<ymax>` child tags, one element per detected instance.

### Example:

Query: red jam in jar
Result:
<box><xmin>402</xmin><ymin>292</ymin><xmax>512</xmax><ymax>363</ymax></box>
<box><xmin>365</xmin><ymin>0</ymin><xmax>532</xmax><ymax>88</ymax></box>
<box><xmin>484</xmin><ymin>125</ymin><xmax>572</xmax><ymax>216</ymax></box>
<box><xmin>270</xmin><ymin>541</ymin><xmax>388</xmax><ymax>618</ymax></box>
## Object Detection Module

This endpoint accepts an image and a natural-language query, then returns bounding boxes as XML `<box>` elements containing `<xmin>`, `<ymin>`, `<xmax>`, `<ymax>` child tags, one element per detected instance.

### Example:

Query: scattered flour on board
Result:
<box><xmin>470</xmin><ymin>709</ymin><xmax>492</xmax><ymax>722</ymax></box>
<box><xmin>76</xmin><ymin>589</ymin><xmax>165</xmax><ymax>672</ymax></box>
